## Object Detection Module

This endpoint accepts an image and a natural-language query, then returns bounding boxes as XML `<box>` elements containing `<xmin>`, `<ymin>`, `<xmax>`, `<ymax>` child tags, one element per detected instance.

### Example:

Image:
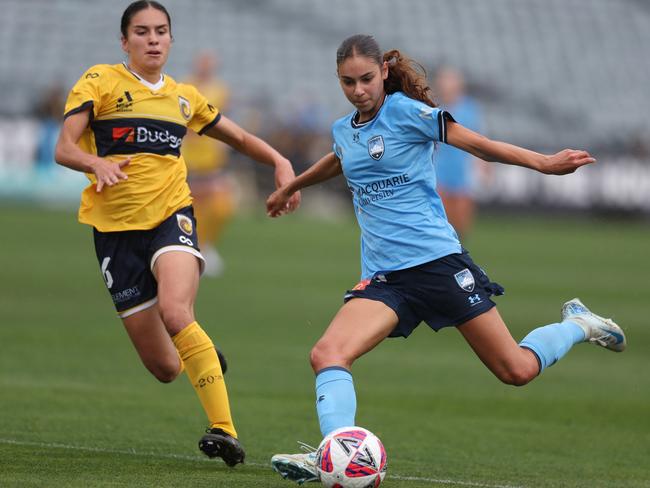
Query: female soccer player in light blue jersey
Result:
<box><xmin>267</xmin><ymin>34</ymin><xmax>626</xmax><ymax>483</ymax></box>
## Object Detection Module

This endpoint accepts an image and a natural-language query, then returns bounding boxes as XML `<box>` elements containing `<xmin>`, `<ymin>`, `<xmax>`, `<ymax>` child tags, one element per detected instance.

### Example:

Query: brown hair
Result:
<box><xmin>336</xmin><ymin>34</ymin><xmax>436</xmax><ymax>108</ymax></box>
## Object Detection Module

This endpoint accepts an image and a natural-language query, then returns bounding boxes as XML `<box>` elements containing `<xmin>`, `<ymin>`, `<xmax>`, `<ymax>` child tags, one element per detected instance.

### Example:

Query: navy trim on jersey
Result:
<box><xmin>437</xmin><ymin>110</ymin><xmax>455</xmax><ymax>143</ymax></box>
<box><xmin>198</xmin><ymin>113</ymin><xmax>222</xmax><ymax>135</ymax></box>
<box><xmin>90</xmin><ymin>117</ymin><xmax>187</xmax><ymax>157</ymax></box>
<box><xmin>350</xmin><ymin>95</ymin><xmax>387</xmax><ymax>129</ymax></box>
<box><xmin>64</xmin><ymin>100</ymin><xmax>94</xmax><ymax>120</ymax></box>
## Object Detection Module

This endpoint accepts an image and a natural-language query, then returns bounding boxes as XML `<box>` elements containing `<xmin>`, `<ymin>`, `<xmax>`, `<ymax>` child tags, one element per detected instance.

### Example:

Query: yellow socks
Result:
<box><xmin>172</xmin><ymin>321</ymin><xmax>237</xmax><ymax>437</ymax></box>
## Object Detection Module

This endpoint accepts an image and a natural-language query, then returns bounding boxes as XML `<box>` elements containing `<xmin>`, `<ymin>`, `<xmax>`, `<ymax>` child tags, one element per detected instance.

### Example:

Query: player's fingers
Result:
<box><xmin>118</xmin><ymin>158</ymin><xmax>131</xmax><ymax>168</ymax></box>
<box><xmin>286</xmin><ymin>197</ymin><xmax>299</xmax><ymax>212</ymax></box>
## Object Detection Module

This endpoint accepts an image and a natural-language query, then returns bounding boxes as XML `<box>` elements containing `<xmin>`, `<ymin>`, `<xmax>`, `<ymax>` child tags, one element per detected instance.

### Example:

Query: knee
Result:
<box><xmin>147</xmin><ymin>359</ymin><xmax>182</xmax><ymax>383</ymax></box>
<box><xmin>496</xmin><ymin>363</ymin><xmax>538</xmax><ymax>387</ymax></box>
<box><xmin>158</xmin><ymin>301</ymin><xmax>192</xmax><ymax>334</ymax></box>
<box><xmin>310</xmin><ymin>340</ymin><xmax>351</xmax><ymax>373</ymax></box>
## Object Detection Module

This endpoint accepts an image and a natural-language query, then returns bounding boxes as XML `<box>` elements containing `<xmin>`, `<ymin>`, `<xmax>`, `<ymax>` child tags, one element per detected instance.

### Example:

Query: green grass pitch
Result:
<box><xmin>1</xmin><ymin>205</ymin><xmax>648</xmax><ymax>487</ymax></box>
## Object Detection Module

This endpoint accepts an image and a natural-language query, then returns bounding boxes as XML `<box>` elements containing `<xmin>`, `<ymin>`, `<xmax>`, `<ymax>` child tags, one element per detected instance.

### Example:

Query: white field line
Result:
<box><xmin>0</xmin><ymin>438</ymin><xmax>523</xmax><ymax>488</ymax></box>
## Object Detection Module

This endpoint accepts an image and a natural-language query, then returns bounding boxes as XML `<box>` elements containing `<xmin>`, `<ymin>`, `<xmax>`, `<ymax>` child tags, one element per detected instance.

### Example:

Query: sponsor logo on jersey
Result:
<box><xmin>367</xmin><ymin>135</ymin><xmax>385</xmax><ymax>160</ymax></box>
<box><xmin>116</xmin><ymin>91</ymin><xmax>134</xmax><ymax>112</ymax></box>
<box><xmin>135</xmin><ymin>126</ymin><xmax>182</xmax><ymax>148</ymax></box>
<box><xmin>112</xmin><ymin>126</ymin><xmax>181</xmax><ymax>148</ymax></box>
<box><xmin>112</xmin><ymin>126</ymin><xmax>135</xmax><ymax>142</ymax></box>
<box><xmin>178</xmin><ymin>96</ymin><xmax>191</xmax><ymax>120</ymax></box>
<box><xmin>454</xmin><ymin>268</ymin><xmax>475</xmax><ymax>292</ymax></box>
<box><xmin>94</xmin><ymin>118</ymin><xmax>187</xmax><ymax>157</ymax></box>
<box><xmin>176</xmin><ymin>214</ymin><xmax>193</xmax><ymax>235</ymax></box>
<box><xmin>111</xmin><ymin>286</ymin><xmax>141</xmax><ymax>304</ymax></box>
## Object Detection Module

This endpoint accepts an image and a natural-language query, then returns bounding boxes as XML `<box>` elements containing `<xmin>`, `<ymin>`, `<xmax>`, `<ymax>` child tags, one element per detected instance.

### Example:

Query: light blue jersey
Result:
<box><xmin>332</xmin><ymin>92</ymin><xmax>462</xmax><ymax>279</ymax></box>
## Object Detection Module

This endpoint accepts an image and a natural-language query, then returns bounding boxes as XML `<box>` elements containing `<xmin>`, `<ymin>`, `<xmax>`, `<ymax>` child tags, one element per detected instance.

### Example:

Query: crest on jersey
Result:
<box><xmin>454</xmin><ymin>268</ymin><xmax>475</xmax><ymax>292</ymax></box>
<box><xmin>178</xmin><ymin>96</ymin><xmax>191</xmax><ymax>120</ymax></box>
<box><xmin>368</xmin><ymin>135</ymin><xmax>384</xmax><ymax>161</ymax></box>
<box><xmin>176</xmin><ymin>214</ymin><xmax>193</xmax><ymax>235</ymax></box>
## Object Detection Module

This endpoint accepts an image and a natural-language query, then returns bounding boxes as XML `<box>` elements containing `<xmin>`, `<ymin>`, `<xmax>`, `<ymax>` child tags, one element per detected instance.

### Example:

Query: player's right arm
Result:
<box><xmin>55</xmin><ymin>109</ymin><xmax>130</xmax><ymax>192</ymax></box>
<box><xmin>266</xmin><ymin>152</ymin><xmax>342</xmax><ymax>217</ymax></box>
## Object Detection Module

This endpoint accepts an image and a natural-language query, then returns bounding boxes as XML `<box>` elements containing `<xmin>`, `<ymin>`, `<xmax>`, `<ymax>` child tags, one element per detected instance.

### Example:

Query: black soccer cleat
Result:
<box><xmin>199</xmin><ymin>428</ymin><xmax>245</xmax><ymax>467</ymax></box>
<box><xmin>216</xmin><ymin>348</ymin><xmax>228</xmax><ymax>374</ymax></box>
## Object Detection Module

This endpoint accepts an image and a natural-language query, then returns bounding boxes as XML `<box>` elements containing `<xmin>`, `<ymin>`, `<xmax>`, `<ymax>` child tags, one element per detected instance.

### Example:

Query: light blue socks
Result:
<box><xmin>315</xmin><ymin>366</ymin><xmax>356</xmax><ymax>437</ymax></box>
<box><xmin>520</xmin><ymin>321</ymin><xmax>586</xmax><ymax>372</ymax></box>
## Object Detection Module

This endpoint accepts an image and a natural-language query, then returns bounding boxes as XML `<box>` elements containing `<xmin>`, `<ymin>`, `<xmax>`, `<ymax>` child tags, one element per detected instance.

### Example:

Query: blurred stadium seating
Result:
<box><xmin>1</xmin><ymin>0</ymin><xmax>649</xmax><ymax>210</ymax></box>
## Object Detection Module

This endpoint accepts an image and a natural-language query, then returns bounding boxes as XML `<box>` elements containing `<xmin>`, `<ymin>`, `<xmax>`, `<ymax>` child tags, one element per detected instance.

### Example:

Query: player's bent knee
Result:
<box><xmin>497</xmin><ymin>364</ymin><xmax>537</xmax><ymax>387</ymax></box>
<box><xmin>151</xmin><ymin>366</ymin><xmax>180</xmax><ymax>383</ymax></box>
<box><xmin>158</xmin><ymin>302</ymin><xmax>193</xmax><ymax>334</ymax></box>
<box><xmin>310</xmin><ymin>341</ymin><xmax>351</xmax><ymax>372</ymax></box>
<box><xmin>146</xmin><ymin>359</ymin><xmax>182</xmax><ymax>383</ymax></box>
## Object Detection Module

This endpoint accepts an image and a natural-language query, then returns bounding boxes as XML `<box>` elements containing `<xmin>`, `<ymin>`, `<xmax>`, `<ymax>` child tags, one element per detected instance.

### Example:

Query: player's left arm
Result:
<box><xmin>204</xmin><ymin>116</ymin><xmax>301</xmax><ymax>211</ymax></box>
<box><xmin>445</xmin><ymin>120</ymin><xmax>595</xmax><ymax>175</ymax></box>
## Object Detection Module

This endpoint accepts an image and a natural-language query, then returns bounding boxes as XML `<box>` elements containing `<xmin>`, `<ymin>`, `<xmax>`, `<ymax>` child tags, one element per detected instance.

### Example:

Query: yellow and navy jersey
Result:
<box><xmin>181</xmin><ymin>79</ymin><xmax>230</xmax><ymax>174</ymax></box>
<box><xmin>64</xmin><ymin>63</ymin><xmax>221</xmax><ymax>232</ymax></box>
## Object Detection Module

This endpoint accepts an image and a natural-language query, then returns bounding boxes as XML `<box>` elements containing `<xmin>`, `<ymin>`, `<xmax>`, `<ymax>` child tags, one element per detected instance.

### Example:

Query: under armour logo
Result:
<box><xmin>352</xmin><ymin>132</ymin><xmax>360</xmax><ymax>144</ymax></box>
<box><xmin>468</xmin><ymin>294</ymin><xmax>481</xmax><ymax>305</ymax></box>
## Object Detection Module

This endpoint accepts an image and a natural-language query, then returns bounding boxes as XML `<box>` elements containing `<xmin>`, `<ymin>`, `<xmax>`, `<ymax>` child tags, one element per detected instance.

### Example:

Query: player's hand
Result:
<box><xmin>273</xmin><ymin>161</ymin><xmax>301</xmax><ymax>214</ymax></box>
<box><xmin>92</xmin><ymin>157</ymin><xmax>130</xmax><ymax>192</ymax></box>
<box><xmin>266</xmin><ymin>186</ymin><xmax>294</xmax><ymax>218</ymax></box>
<box><xmin>541</xmin><ymin>149</ymin><xmax>595</xmax><ymax>175</ymax></box>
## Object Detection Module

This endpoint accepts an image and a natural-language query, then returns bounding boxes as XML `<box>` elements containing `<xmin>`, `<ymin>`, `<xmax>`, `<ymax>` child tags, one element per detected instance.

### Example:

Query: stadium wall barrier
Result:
<box><xmin>1</xmin><ymin>118</ymin><xmax>649</xmax><ymax>213</ymax></box>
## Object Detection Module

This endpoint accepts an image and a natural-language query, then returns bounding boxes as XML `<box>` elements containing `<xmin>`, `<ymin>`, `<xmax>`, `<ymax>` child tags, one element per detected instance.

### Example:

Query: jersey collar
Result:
<box><xmin>351</xmin><ymin>95</ymin><xmax>388</xmax><ymax>129</ymax></box>
<box><xmin>122</xmin><ymin>62</ymin><xmax>166</xmax><ymax>91</ymax></box>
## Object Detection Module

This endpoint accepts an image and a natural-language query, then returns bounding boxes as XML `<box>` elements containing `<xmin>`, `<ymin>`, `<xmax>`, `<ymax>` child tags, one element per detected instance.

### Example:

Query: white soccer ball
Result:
<box><xmin>315</xmin><ymin>426</ymin><xmax>387</xmax><ymax>488</ymax></box>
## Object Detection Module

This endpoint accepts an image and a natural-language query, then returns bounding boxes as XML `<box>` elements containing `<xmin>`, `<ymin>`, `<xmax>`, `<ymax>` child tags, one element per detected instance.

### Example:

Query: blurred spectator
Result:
<box><xmin>432</xmin><ymin>66</ymin><xmax>486</xmax><ymax>241</ymax></box>
<box><xmin>182</xmin><ymin>52</ymin><xmax>235</xmax><ymax>277</ymax></box>
<box><xmin>34</xmin><ymin>83</ymin><xmax>65</xmax><ymax>174</ymax></box>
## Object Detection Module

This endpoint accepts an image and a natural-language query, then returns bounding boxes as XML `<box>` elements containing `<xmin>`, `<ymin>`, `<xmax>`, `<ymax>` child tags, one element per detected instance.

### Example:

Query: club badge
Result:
<box><xmin>178</xmin><ymin>96</ymin><xmax>191</xmax><ymax>120</ymax></box>
<box><xmin>454</xmin><ymin>268</ymin><xmax>475</xmax><ymax>292</ymax></box>
<box><xmin>367</xmin><ymin>135</ymin><xmax>385</xmax><ymax>161</ymax></box>
<box><xmin>176</xmin><ymin>214</ymin><xmax>193</xmax><ymax>236</ymax></box>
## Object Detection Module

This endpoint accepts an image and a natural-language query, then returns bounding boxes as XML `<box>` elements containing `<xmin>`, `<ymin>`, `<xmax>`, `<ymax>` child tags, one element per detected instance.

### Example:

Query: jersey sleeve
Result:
<box><xmin>332</xmin><ymin>141</ymin><xmax>343</xmax><ymax>160</ymax></box>
<box><xmin>187</xmin><ymin>85</ymin><xmax>221</xmax><ymax>135</ymax></box>
<box><xmin>331</xmin><ymin>120</ymin><xmax>344</xmax><ymax>160</ymax></box>
<box><xmin>392</xmin><ymin>95</ymin><xmax>455</xmax><ymax>144</ymax></box>
<box><xmin>63</xmin><ymin>66</ymin><xmax>105</xmax><ymax>120</ymax></box>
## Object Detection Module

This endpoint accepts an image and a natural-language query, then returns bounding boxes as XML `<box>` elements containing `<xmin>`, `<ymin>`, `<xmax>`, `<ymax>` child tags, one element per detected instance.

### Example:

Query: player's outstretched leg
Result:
<box><xmin>199</xmin><ymin>428</ymin><xmax>245</xmax><ymax>467</ymax></box>
<box><xmin>271</xmin><ymin>445</ymin><xmax>319</xmax><ymax>484</ymax></box>
<box><xmin>561</xmin><ymin>298</ymin><xmax>626</xmax><ymax>351</ymax></box>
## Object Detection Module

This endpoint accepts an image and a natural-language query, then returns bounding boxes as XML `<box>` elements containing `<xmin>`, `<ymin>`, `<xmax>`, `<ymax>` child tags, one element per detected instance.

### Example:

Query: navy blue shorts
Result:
<box><xmin>93</xmin><ymin>206</ymin><xmax>204</xmax><ymax>318</ymax></box>
<box><xmin>344</xmin><ymin>251</ymin><xmax>504</xmax><ymax>338</ymax></box>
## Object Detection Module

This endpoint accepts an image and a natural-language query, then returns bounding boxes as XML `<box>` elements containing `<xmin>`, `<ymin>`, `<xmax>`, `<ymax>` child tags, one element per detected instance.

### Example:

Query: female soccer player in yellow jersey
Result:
<box><xmin>55</xmin><ymin>0</ymin><xmax>300</xmax><ymax>466</ymax></box>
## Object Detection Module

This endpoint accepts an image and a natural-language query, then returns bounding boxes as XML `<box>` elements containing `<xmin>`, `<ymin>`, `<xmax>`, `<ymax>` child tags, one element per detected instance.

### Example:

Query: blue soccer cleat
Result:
<box><xmin>561</xmin><ymin>298</ymin><xmax>626</xmax><ymax>352</ymax></box>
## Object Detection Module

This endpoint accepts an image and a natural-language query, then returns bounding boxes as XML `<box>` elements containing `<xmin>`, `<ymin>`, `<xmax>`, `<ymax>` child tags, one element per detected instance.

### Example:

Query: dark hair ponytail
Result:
<box><xmin>336</xmin><ymin>34</ymin><xmax>436</xmax><ymax>108</ymax></box>
<box><xmin>121</xmin><ymin>1</ymin><xmax>172</xmax><ymax>37</ymax></box>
